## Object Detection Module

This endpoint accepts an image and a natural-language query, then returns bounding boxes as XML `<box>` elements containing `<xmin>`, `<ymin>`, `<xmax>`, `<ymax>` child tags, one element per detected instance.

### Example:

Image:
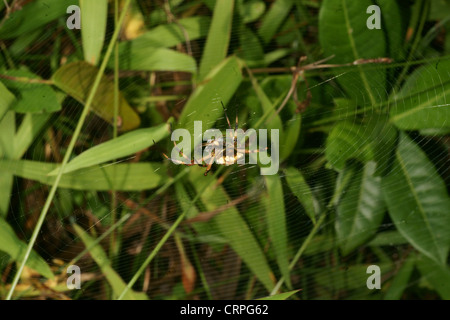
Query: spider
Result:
<box><xmin>162</xmin><ymin>102</ymin><xmax>265</xmax><ymax>176</ymax></box>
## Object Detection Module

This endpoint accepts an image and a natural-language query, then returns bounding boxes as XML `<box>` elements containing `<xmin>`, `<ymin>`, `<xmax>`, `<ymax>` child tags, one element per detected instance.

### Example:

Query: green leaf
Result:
<box><xmin>258</xmin><ymin>0</ymin><xmax>293</xmax><ymax>44</ymax></box>
<box><xmin>264</xmin><ymin>175</ymin><xmax>291</xmax><ymax>289</ymax></box>
<box><xmin>390</xmin><ymin>59</ymin><xmax>450</xmax><ymax>130</ymax></box>
<box><xmin>198</xmin><ymin>0</ymin><xmax>235</xmax><ymax>80</ymax></box>
<box><xmin>238</xmin><ymin>25</ymin><xmax>265</xmax><ymax>67</ymax></box>
<box><xmin>125</xmin><ymin>16</ymin><xmax>210</xmax><ymax>49</ymax></box>
<box><xmin>1</xmin><ymin>70</ymin><xmax>61</xmax><ymax>114</ymax></box>
<box><xmin>335</xmin><ymin>161</ymin><xmax>385</xmax><ymax>255</ymax></box>
<box><xmin>368</xmin><ymin>231</ymin><xmax>407</xmax><ymax>246</ymax></box>
<box><xmin>0</xmin><ymin>111</ymin><xmax>15</xmax><ymax>159</ymax></box>
<box><xmin>73</xmin><ymin>224</ymin><xmax>148</xmax><ymax>300</ymax></box>
<box><xmin>384</xmin><ymin>255</ymin><xmax>415</xmax><ymax>300</ymax></box>
<box><xmin>377</xmin><ymin>0</ymin><xmax>406</xmax><ymax>61</ymax></box>
<box><xmin>258</xmin><ymin>289</ymin><xmax>300</xmax><ymax>300</ymax></box>
<box><xmin>368</xmin><ymin>116</ymin><xmax>398</xmax><ymax>176</ymax></box>
<box><xmin>382</xmin><ymin>133</ymin><xmax>450</xmax><ymax>266</ymax></box>
<box><xmin>0</xmin><ymin>218</ymin><xmax>53</xmax><ymax>279</ymax></box>
<box><xmin>0</xmin><ymin>171</ymin><xmax>13</xmax><ymax>218</ymax></box>
<box><xmin>13</xmin><ymin>113</ymin><xmax>50</xmax><ymax>160</ymax></box>
<box><xmin>116</xmin><ymin>46</ymin><xmax>197</xmax><ymax>73</ymax></box>
<box><xmin>238</xmin><ymin>0</ymin><xmax>266</xmax><ymax>24</ymax></box>
<box><xmin>2</xmin><ymin>159</ymin><xmax>166</xmax><ymax>191</ymax></box>
<box><xmin>189</xmin><ymin>168</ymin><xmax>275</xmax><ymax>292</ymax></box>
<box><xmin>325</xmin><ymin>121</ymin><xmax>374</xmax><ymax>170</ymax></box>
<box><xmin>0</xmin><ymin>81</ymin><xmax>15</xmax><ymax>120</ymax></box>
<box><xmin>0</xmin><ymin>111</ymin><xmax>15</xmax><ymax>218</ymax></box>
<box><xmin>80</xmin><ymin>0</ymin><xmax>108</xmax><ymax>65</ymax></box>
<box><xmin>49</xmin><ymin>122</ymin><xmax>169</xmax><ymax>175</ymax></box>
<box><xmin>416</xmin><ymin>254</ymin><xmax>450</xmax><ymax>299</ymax></box>
<box><xmin>52</xmin><ymin>61</ymin><xmax>140</xmax><ymax>131</ymax></box>
<box><xmin>284</xmin><ymin>167</ymin><xmax>317</xmax><ymax>224</ymax></box>
<box><xmin>319</xmin><ymin>0</ymin><xmax>387</xmax><ymax>104</ymax></box>
<box><xmin>0</xmin><ymin>0</ymin><xmax>73</xmax><ymax>39</ymax></box>
<box><xmin>178</xmin><ymin>56</ymin><xmax>243</xmax><ymax>147</ymax></box>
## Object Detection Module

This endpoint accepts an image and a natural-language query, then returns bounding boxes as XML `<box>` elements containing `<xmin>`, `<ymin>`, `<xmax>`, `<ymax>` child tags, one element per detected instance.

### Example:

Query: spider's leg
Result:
<box><xmin>221</xmin><ymin>101</ymin><xmax>232</xmax><ymax>130</ymax></box>
<box><xmin>221</xmin><ymin>101</ymin><xmax>236</xmax><ymax>143</ymax></box>
<box><xmin>203</xmin><ymin>155</ymin><xmax>216</xmax><ymax>176</ymax></box>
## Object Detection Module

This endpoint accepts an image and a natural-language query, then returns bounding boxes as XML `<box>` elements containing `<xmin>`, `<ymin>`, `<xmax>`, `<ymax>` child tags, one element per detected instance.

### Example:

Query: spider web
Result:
<box><xmin>1</xmin><ymin>1</ymin><xmax>449</xmax><ymax>300</ymax></box>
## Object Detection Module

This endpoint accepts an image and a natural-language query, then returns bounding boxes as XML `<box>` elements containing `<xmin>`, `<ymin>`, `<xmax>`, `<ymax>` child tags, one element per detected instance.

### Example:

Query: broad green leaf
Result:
<box><xmin>264</xmin><ymin>175</ymin><xmax>290</xmax><ymax>289</ymax></box>
<box><xmin>125</xmin><ymin>16</ymin><xmax>211</xmax><ymax>49</ymax></box>
<box><xmin>335</xmin><ymin>161</ymin><xmax>385</xmax><ymax>255</ymax></box>
<box><xmin>382</xmin><ymin>133</ymin><xmax>450</xmax><ymax>266</ymax></box>
<box><xmin>2</xmin><ymin>159</ymin><xmax>166</xmax><ymax>191</ymax></box>
<box><xmin>1</xmin><ymin>70</ymin><xmax>61</xmax><ymax>114</ymax></box>
<box><xmin>377</xmin><ymin>0</ymin><xmax>406</xmax><ymax>62</ymax></box>
<box><xmin>258</xmin><ymin>0</ymin><xmax>293</xmax><ymax>44</ymax></box>
<box><xmin>416</xmin><ymin>254</ymin><xmax>450</xmax><ymax>299</ymax></box>
<box><xmin>258</xmin><ymin>289</ymin><xmax>300</xmax><ymax>300</ymax></box>
<box><xmin>189</xmin><ymin>168</ymin><xmax>275</xmax><ymax>292</ymax></box>
<box><xmin>48</xmin><ymin>122</ymin><xmax>169</xmax><ymax>175</ymax></box>
<box><xmin>52</xmin><ymin>61</ymin><xmax>140</xmax><ymax>131</ymax></box>
<box><xmin>284</xmin><ymin>167</ymin><xmax>317</xmax><ymax>224</ymax></box>
<box><xmin>0</xmin><ymin>0</ymin><xmax>73</xmax><ymax>39</ymax></box>
<box><xmin>325</xmin><ymin>121</ymin><xmax>374</xmax><ymax>170</ymax></box>
<box><xmin>238</xmin><ymin>25</ymin><xmax>265</xmax><ymax>67</ymax></box>
<box><xmin>390</xmin><ymin>59</ymin><xmax>450</xmax><ymax>130</ymax></box>
<box><xmin>178</xmin><ymin>56</ymin><xmax>243</xmax><ymax>148</ymax></box>
<box><xmin>199</xmin><ymin>0</ymin><xmax>234</xmax><ymax>79</ymax></box>
<box><xmin>116</xmin><ymin>47</ymin><xmax>196</xmax><ymax>73</ymax></box>
<box><xmin>80</xmin><ymin>0</ymin><xmax>108</xmax><ymax>65</ymax></box>
<box><xmin>331</xmin><ymin>98</ymin><xmax>357</xmax><ymax>121</ymax></box>
<box><xmin>369</xmin><ymin>231</ymin><xmax>407</xmax><ymax>246</ymax></box>
<box><xmin>384</xmin><ymin>255</ymin><xmax>415</xmax><ymax>300</ymax></box>
<box><xmin>0</xmin><ymin>81</ymin><xmax>15</xmax><ymax>120</ymax></box>
<box><xmin>367</xmin><ymin>116</ymin><xmax>398</xmax><ymax>176</ymax></box>
<box><xmin>0</xmin><ymin>218</ymin><xmax>53</xmax><ymax>279</ymax></box>
<box><xmin>319</xmin><ymin>0</ymin><xmax>387</xmax><ymax>105</ymax></box>
<box><xmin>238</xmin><ymin>0</ymin><xmax>266</xmax><ymax>24</ymax></box>
<box><xmin>73</xmin><ymin>224</ymin><xmax>148</xmax><ymax>300</ymax></box>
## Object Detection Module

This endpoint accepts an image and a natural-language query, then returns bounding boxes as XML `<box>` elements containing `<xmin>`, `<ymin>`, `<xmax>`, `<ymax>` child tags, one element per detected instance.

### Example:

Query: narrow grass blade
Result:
<box><xmin>80</xmin><ymin>0</ymin><xmax>108</xmax><ymax>65</ymax></box>
<box><xmin>258</xmin><ymin>0</ymin><xmax>293</xmax><ymax>44</ymax></box>
<box><xmin>2</xmin><ymin>159</ymin><xmax>166</xmax><ymax>191</ymax></box>
<box><xmin>73</xmin><ymin>224</ymin><xmax>148</xmax><ymax>300</ymax></box>
<box><xmin>0</xmin><ymin>81</ymin><xmax>15</xmax><ymax>120</ymax></box>
<box><xmin>198</xmin><ymin>0</ymin><xmax>235</xmax><ymax>80</ymax></box>
<box><xmin>264</xmin><ymin>175</ymin><xmax>291</xmax><ymax>289</ymax></box>
<box><xmin>284</xmin><ymin>167</ymin><xmax>317</xmax><ymax>224</ymax></box>
<box><xmin>48</xmin><ymin>122</ymin><xmax>169</xmax><ymax>175</ymax></box>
